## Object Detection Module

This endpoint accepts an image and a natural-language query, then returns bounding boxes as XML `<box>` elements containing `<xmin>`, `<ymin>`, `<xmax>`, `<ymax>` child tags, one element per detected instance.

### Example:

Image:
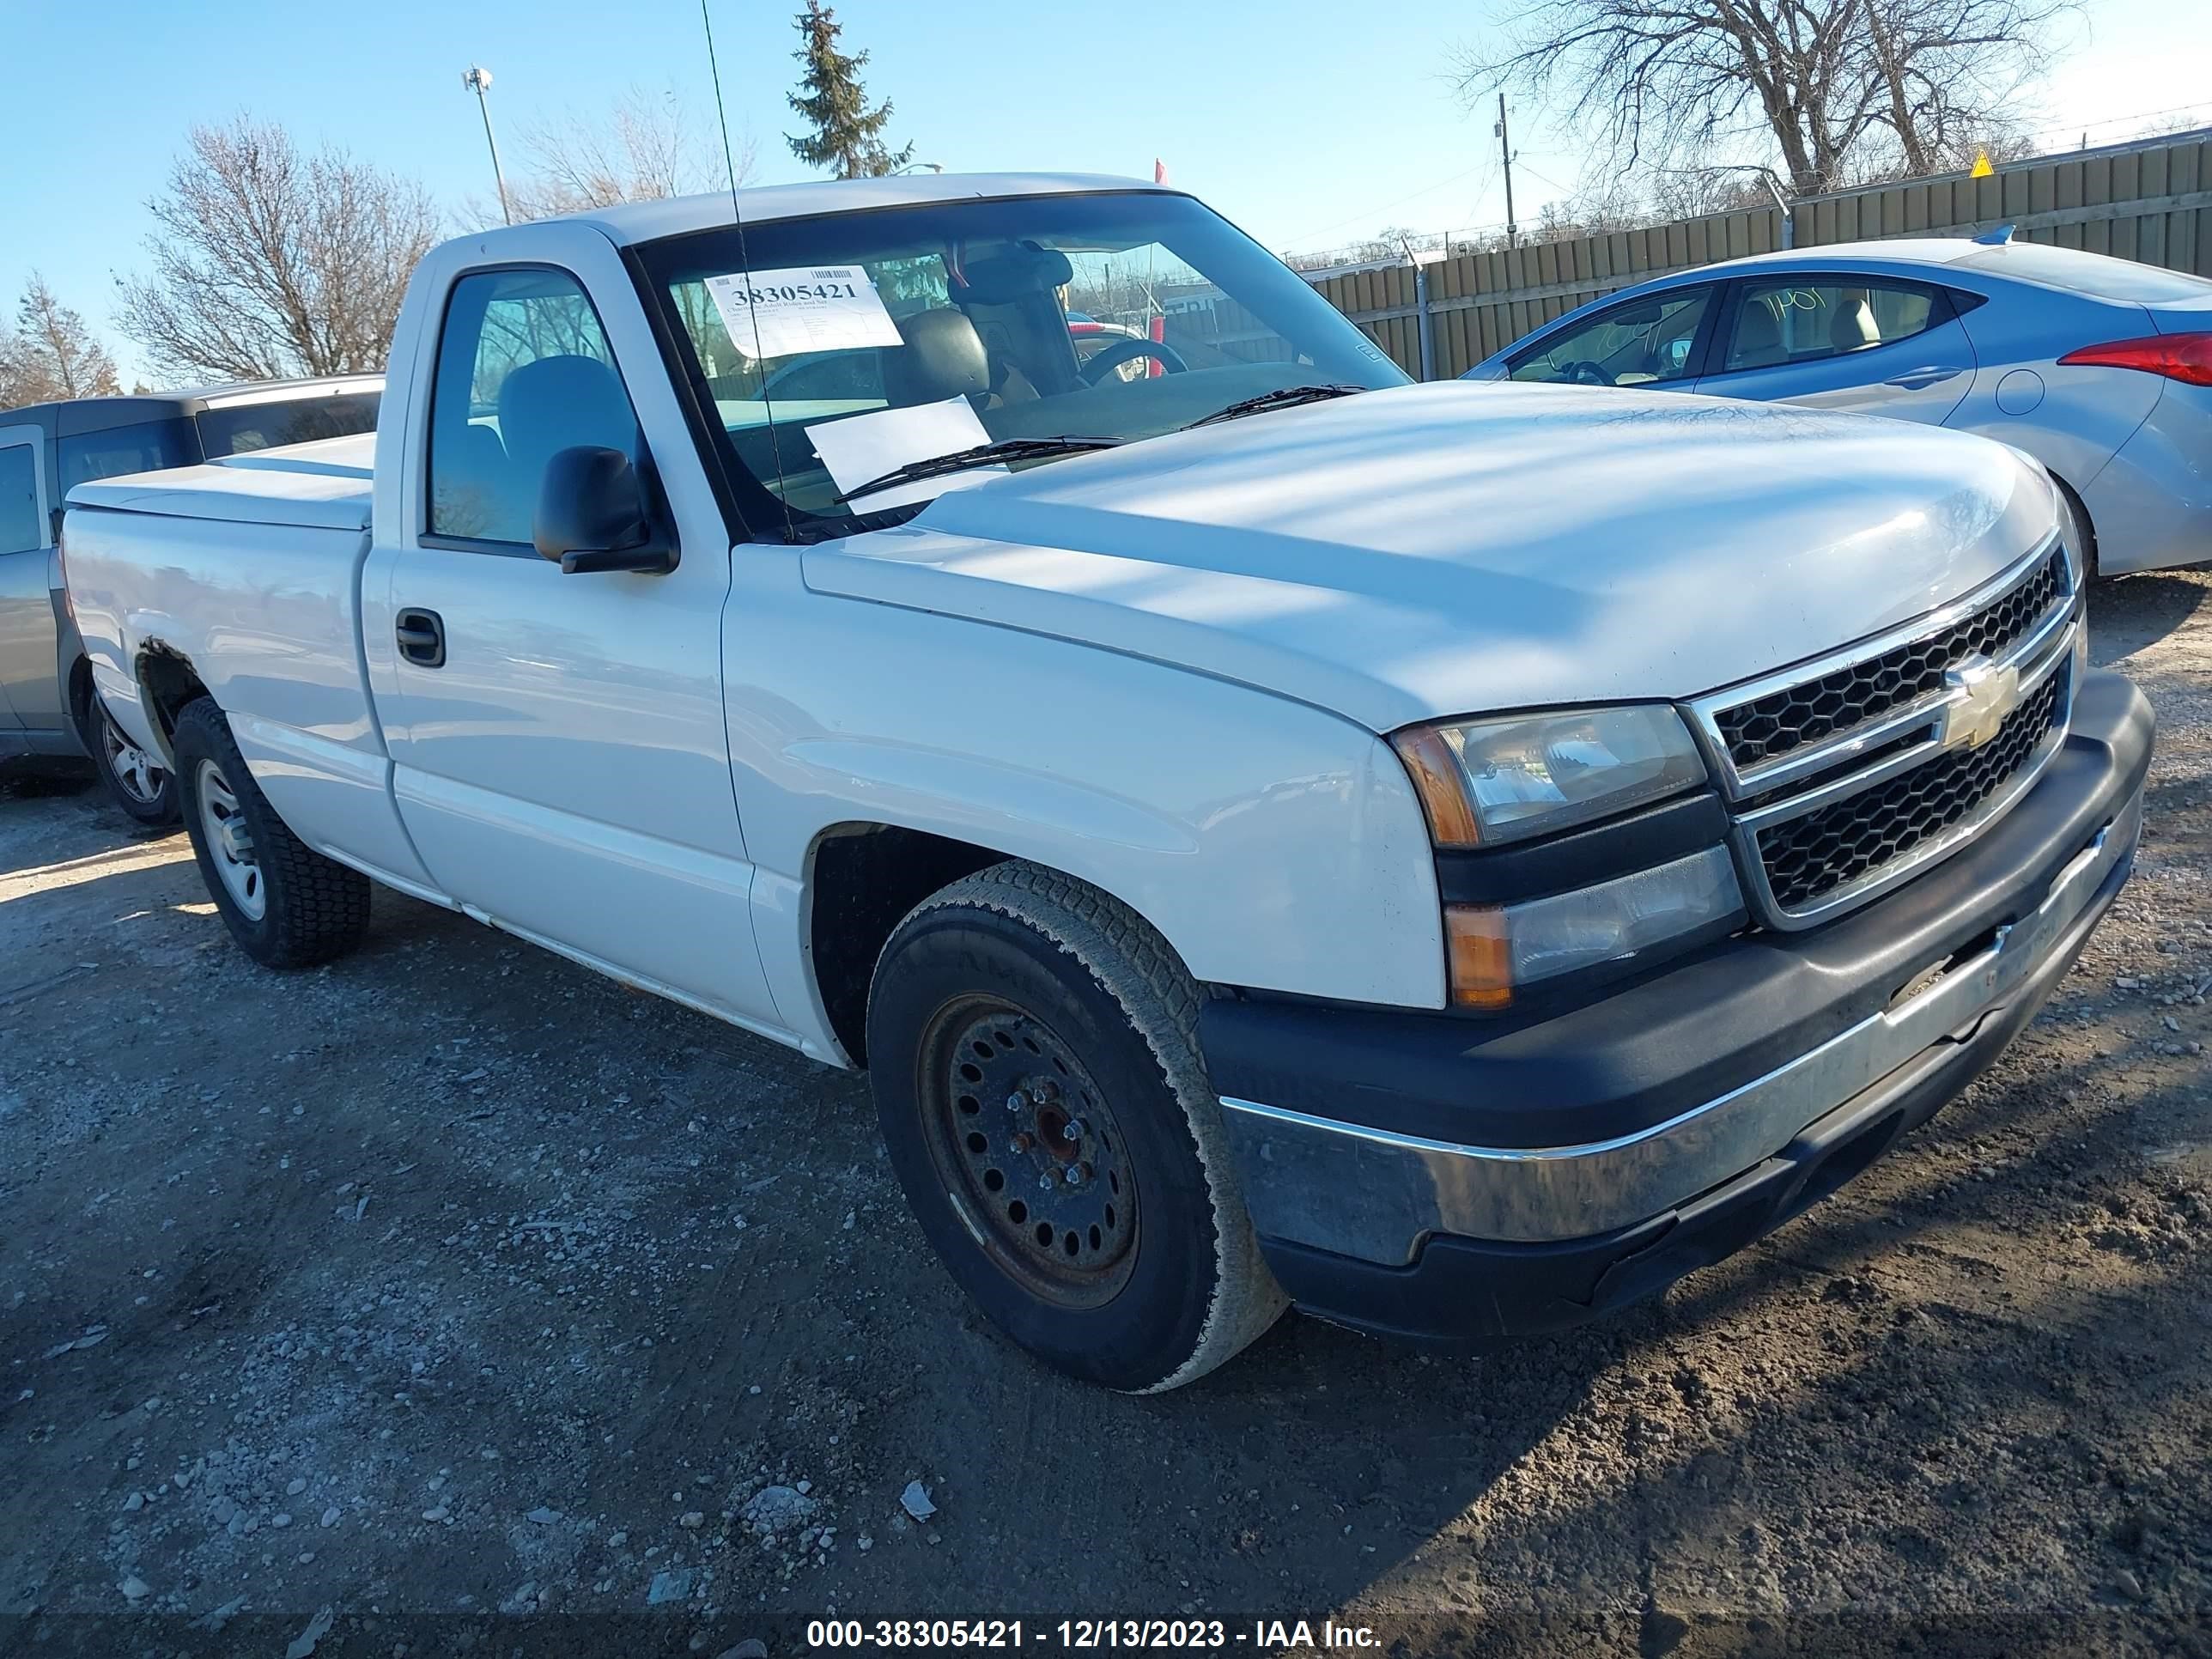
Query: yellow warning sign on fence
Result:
<box><xmin>1971</xmin><ymin>150</ymin><xmax>1995</xmax><ymax>178</ymax></box>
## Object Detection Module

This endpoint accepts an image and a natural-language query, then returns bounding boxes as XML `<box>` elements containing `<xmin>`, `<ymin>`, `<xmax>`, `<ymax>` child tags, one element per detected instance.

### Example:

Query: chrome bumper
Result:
<box><xmin>1219</xmin><ymin>790</ymin><xmax>2140</xmax><ymax>1263</ymax></box>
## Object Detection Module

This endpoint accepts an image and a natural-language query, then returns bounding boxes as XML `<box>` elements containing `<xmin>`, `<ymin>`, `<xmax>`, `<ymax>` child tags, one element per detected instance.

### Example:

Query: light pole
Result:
<box><xmin>1664</xmin><ymin>164</ymin><xmax>1796</xmax><ymax>247</ymax></box>
<box><xmin>463</xmin><ymin>65</ymin><xmax>512</xmax><ymax>226</ymax></box>
<box><xmin>891</xmin><ymin>161</ymin><xmax>945</xmax><ymax>176</ymax></box>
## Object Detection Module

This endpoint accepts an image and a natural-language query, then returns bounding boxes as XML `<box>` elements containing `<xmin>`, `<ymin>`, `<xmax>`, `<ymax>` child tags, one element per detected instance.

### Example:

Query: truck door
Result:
<box><xmin>363</xmin><ymin>252</ymin><xmax>782</xmax><ymax>1037</ymax></box>
<box><xmin>0</xmin><ymin>425</ymin><xmax>52</xmax><ymax>738</ymax></box>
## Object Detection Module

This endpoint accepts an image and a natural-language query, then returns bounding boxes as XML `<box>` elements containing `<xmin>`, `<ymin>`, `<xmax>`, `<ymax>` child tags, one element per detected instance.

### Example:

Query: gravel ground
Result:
<box><xmin>1</xmin><ymin>574</ymin><xmax>2208</xmax><ymax>1659</ymax></box>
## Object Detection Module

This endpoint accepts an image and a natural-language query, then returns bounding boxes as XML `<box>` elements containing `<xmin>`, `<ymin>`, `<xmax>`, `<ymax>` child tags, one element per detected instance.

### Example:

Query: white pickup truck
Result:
<box><xmin>63</xmin><ymin>173</ymin><xmax>2151</xmax><ymax>1392</ymax></box>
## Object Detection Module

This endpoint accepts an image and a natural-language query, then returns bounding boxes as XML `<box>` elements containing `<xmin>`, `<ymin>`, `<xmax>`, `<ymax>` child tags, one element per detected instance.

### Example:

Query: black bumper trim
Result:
<box><xmin>1256</xmin><ymin>833</ymin><xmax>2131</xmax><ymax>1345</ymax></box>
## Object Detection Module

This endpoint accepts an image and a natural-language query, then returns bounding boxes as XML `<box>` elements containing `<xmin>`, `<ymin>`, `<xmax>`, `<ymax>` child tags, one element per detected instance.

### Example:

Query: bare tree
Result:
<box><xmin>0</xmin><ymin>274</ymin><xmax>122</xmax><ymax>407</ymax></box>
<box><xmin>498</xmin><ymin>85</ymin><xmax>753</xmax><ymax>223</ymax></box>
<box><xmin>116</xmin><ymin>116</ymin><xmax>440</xmax><ymax>382</ymax></box>
<box><xmin>1454</xmin><ymin>0</ymin><xmax>2071</xmax><ymax>196</ymax></box>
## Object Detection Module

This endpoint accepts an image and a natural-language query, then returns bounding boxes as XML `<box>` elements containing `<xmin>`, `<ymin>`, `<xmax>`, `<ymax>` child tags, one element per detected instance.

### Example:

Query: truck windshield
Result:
<box><xmin>634</xmin><ymin>190</ymin><xmax>1408</xmax><ymax>531</ymax></box>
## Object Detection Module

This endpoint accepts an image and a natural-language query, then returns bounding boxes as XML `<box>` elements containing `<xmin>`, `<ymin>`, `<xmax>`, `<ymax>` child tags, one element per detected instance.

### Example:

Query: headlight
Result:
<box><xmin>1391</xmin><ymin>705</ymin><xmax>1708</xmax><ymax>848</ymax></box>
<box><xmin>1445</xmin><ymin>847</ymin><xmax>1745</xmax><ymax>1008</ymax></box>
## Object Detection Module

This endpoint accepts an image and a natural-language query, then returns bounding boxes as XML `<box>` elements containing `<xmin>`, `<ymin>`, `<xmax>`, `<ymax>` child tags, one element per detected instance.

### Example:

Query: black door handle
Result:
<box><xmin>395</xmin><ymin>607</ymin><xmax>446</xmax><ymax>668</ymax></box>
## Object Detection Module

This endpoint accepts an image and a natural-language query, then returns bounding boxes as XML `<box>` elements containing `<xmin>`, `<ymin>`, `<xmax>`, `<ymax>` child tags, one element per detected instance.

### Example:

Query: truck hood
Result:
<box><xmin>801</xmin><ymin>380</ymin><xmax>2057</xmax><ymax>733</ymax></box>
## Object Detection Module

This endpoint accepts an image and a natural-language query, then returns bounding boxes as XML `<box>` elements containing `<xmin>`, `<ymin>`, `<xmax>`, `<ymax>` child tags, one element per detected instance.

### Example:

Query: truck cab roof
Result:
<box><xmin>525</xmin><ymin>172</ymin><xmax>1170</xmax><ymax>249</ymax></box>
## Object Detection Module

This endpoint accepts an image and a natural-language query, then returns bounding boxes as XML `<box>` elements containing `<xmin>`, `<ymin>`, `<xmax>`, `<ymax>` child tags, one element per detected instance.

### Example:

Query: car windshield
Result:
<box><xmin>635</xmin><ymin>190</ymin><xmax>1409</xmax><ymax>529</ymax></box>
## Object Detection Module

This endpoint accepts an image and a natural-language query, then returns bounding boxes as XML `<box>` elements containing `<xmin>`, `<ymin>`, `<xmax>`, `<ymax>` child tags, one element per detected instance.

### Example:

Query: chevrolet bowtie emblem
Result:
<box><xmin>1938</xmin><ymin>656</ymin><xmax>2021</xmax><ymax>752</ymax></box>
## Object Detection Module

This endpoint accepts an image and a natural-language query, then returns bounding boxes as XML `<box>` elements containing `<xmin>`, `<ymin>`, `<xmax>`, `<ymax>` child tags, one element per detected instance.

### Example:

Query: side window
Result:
<box><xmin>1510</xmin><ymin>288</ymin><xmax>1711</xmax><ymax>386</ymax></box>
<box><xmin>1723</xmin><ymin>280</ymin><xmax>1939</xmax><ymax>373</ymax></box>
<box><xmin>0</xmin><ymin>444</ymin><xmax>40</xmax><ymax>554</ymax></box>
<box><xmin>427</xmin><ymin>269</ymin><xmax>641</xmax><ymax>544</ymax></box>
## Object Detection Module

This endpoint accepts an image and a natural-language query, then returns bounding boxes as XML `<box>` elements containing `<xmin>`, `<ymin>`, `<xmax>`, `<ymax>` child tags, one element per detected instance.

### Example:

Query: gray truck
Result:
<box><xmin>1</xmin><ymin>376</ymin><xmax>380</xmax><ymax>819</ymax></box>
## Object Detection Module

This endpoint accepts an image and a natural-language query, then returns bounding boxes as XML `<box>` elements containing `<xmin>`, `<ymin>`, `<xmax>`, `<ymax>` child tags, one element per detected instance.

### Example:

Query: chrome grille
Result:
<box><xmin>1715</xmin><ymin>549</ymin><xmax>2066</xmax><ymax>770</ymax></box>
<box><xmin>1688</xmin><ymin>534</ymin><xmax>2079</xmax><ymax>930</ymax></box>
<box><xmin>1757</xmin><ymin>668</ymin><xmax>2066</xmax><ymax>910</ymax></box>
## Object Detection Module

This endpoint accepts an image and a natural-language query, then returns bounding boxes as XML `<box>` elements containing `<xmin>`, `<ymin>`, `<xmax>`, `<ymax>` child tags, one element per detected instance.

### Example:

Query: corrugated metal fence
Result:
<box><xmin>1310</xmin><ymin>129</ymin><xmax>2212</xmax><ymax>379</ymax></box>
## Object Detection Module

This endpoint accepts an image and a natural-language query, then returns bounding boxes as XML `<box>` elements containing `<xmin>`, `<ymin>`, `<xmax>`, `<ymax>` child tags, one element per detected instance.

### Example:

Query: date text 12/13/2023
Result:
<box><xmin>805</xmin><ymin>1620</ymin><xmax>1382</xmax><ymax>1650</ymax></box>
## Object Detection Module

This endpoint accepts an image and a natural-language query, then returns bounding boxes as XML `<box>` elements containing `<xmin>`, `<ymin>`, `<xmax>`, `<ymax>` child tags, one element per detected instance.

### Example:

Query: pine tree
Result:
<box><xmin>785</xmin><ymin>1</ymin><xmax>913</xmax><ymax>180</ymax></box>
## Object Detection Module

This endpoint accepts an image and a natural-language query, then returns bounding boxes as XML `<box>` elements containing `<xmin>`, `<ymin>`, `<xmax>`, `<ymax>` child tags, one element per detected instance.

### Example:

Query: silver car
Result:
<box><xmin>1464</xmin><ymin>234</ymin><xmax>2212</xmax><ymax>576</ymax></box>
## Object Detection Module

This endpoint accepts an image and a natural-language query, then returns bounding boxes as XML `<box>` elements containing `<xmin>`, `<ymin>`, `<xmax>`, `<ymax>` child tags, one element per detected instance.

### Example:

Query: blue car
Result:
<box><xmin>1463</xmin><ymin>234</ymin><xmax>2212</xmax><ymax>576</ymax></box>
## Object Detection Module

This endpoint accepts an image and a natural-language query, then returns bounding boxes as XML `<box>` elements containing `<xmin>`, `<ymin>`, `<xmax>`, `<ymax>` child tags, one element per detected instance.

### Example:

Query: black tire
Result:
<box><xmin>172</xmin><ymin>696</ymin><xmax>371</xmax><ymax>969</ymax></box>
<box><xmin>71</xmin><ymin>673</ymin><xmax>178</xmax><ymax>826</ymax></box>
<box><xmin>867</xmin><ymin>860</ymin><xmax>1286</xmax><ymax>1392</ymax></box>
<box><xmin>2051</xmin><ymin>470</ymin><xmax>2099</xmax><ymax>582</ymax></box>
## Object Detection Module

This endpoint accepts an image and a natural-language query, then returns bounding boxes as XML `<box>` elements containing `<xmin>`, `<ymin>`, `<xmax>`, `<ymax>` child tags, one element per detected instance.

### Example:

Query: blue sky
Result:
<box><xmin>3</xmin><ymin>0</ymin><xmax>2206</xmax><ymax>382</ymax></box>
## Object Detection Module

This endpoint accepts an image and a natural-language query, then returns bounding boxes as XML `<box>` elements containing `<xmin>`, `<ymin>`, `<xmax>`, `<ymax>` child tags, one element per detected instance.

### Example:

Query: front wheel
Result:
<box><xmin>173</xmin><ymin>697</ymin><xmax>371</xmax><ymax>968</ymax></box>
<box><xmin>867</xmin><ymin>861</ymin><xmax>1286</xmax><ymax>1392</ymax></box>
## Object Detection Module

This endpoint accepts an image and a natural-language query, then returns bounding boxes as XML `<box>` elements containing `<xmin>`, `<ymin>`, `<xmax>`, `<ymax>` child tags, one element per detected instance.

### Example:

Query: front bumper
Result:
<box><xmin>1203</xmin><ymin>671</ymin><xmax>2153</xmax><ymax>1343</ymax></box>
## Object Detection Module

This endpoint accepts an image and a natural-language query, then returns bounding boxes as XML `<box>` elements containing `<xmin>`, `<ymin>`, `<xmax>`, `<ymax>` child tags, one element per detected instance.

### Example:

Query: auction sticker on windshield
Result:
<box><xmin>705</xmin><ymin>266</ymin><xmax>903</xmax><ymax>361</ymax></box>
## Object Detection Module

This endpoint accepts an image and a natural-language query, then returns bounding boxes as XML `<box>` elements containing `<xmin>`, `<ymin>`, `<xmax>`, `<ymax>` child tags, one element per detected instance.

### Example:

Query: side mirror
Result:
<box><xmin>532</xmin><ymin>446</ymin><xmax>676</xmax><ymax>574</ymax></box>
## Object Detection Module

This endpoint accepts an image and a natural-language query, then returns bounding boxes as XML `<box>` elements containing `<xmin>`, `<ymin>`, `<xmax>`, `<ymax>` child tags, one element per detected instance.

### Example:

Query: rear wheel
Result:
<box><xmin>72</xmin><ymin>676</ymin><xmax>177</xmax><ymax>826</ymax></box>
<box><xmin>2051</xmin><ymin>470</ymin><xmax>2099</xmax><ymax>581</ymax></box>
<box><xmin>867</xmin><ymin>861</ymin><xmax>1285</xmax><ymax>1392</ymax></box>
<box><xmin>172</xmin><ymin>697</ymin><xmax>371</xmax><ymax>968</ymax></box>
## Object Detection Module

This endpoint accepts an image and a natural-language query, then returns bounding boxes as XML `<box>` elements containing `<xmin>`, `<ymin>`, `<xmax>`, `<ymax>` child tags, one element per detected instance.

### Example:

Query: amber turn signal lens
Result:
<box><xmin>1391</xmin><ymin>726</ymin><xmax>1482</xmax><ymax>848</ymax></box>
<box><xmin>1444</xmin><ymin>905</ymin><xmax>1513</xmax><ymax>1008</ymax></box>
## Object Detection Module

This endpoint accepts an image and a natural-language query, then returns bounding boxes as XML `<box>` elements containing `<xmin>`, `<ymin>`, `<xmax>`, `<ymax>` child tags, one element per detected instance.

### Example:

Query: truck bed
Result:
<box><xmin>63</xmin><ymin>431</ymin><xmax>439</xmax><ymax>895</ymax></box>
<box><xmin>66</xmin><ymin>433</ymin><xmax>374</xmax><ymax>531</ymax></box>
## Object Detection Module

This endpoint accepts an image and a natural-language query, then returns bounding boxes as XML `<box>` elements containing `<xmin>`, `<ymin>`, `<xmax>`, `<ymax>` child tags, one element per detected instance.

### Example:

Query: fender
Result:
<box><xmin>724</xmin><ymin>551</ymin><xmax>1448</xmax><ymax>1052</ymax></box>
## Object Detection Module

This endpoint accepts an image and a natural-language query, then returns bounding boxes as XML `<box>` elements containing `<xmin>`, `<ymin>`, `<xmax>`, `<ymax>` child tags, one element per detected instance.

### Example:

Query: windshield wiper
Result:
<box><xmin>1185</xmin><ymin>383</ymin><xmax>1370</xmax><ymax>429</ymax></box>
<box><xmin>836</xmin><ymin>435</ymin><xmax>1124</xmax><ymax>504</ymax></box>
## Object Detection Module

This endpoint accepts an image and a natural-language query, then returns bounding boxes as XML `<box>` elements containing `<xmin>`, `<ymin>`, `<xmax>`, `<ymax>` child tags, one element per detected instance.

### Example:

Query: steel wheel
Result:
<box><xmin>869</xmin><ymin>861</ymin><xmax>1287</xmax><ymax>1389</ymax></box>
<box><xmin>99</xmin><ymin>705</ymin><xmax>169</xmax><ymax>808</ymax></box>
<box><xmin>194</xmin><ymin>759</ymin><xmax>265</xmax><ymax>921</ymax></box>
<box><xmin>916</xmin><ymin>997</ymin><xmax>1138</xmax><ymax>1310</ymax></box>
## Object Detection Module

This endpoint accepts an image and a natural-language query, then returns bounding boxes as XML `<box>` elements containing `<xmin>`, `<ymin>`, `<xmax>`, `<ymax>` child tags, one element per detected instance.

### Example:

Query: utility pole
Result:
<box><xmin>1496</xmin><ymin>93</ymin><xmax>1518</xmax><ymax>251</ymax></box>
<box><xmin>463</xmin><ymin>65</ymin><xmax>512</xmax><ymax>226</ymax></box>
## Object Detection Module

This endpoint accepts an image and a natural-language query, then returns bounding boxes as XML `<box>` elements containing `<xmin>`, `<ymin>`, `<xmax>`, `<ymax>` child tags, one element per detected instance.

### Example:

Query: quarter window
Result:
<box><xmin>1510</xmin><ymin>289</ymin><xmax>1712</xmax><ymax>386</ymax></box>
<box><xmin>426</xmin><ymin>269</ymin><xmax>641</xmax><ymax>544</ymax></box>
<box><xmin>1723</xmin><ymin>280</ymin><xmax>1939</xmax><ymax>372</ymax></box>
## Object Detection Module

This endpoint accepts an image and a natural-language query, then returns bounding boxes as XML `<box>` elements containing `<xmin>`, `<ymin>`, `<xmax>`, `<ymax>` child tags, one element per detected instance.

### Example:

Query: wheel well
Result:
<box><xmin>65</xmin><ymin>653</ymin><xmax>94</xmax><ymax>730</ymax></box>
<box><xmin>133</xmin><ymin>646</ymin><xmax>210</xmax><ymax>757</ymax></box>
<box><xmin>2050</xmin><ymin>469</ymin><xmax>2098</xmax><ymax>580</ymax></box>
<box><xmin>809</xmin><ymin>824</ymin><xmax>1008</xmax><ymax>1067</ymax></box>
